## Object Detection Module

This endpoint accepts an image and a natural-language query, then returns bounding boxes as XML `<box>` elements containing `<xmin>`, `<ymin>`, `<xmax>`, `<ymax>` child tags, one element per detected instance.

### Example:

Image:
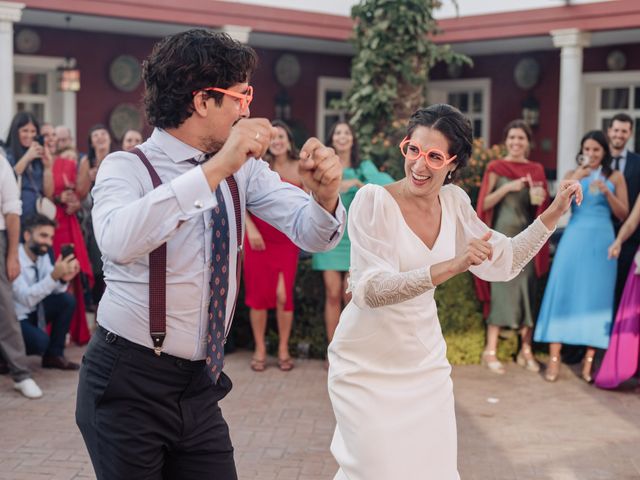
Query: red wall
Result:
<box><xmin>584</xmin><ymin>43</ymin><xmax>640</xmax><ymax>72</ymax></box>
<box><xmin>23</xmin><ymin>27</ymin><xmax>157</xmax><ymax>149</ymax></box>
<box><xmin>430</xmin><ymin>49</ymin><xmax>560</xmax><ymax>175</ymax></box>
<box><xmin>18</xmin><ymin>25</ymin><xmax>640</xmax><ymax>178</ymax></box>
<box><xmin>251</xmin><ymin>47</ymin><xmax>351</xmax><ymax>140</ymax></box>
<box><xmin>16</xmin><ymin>26</ymin><xmax>351</xmax><ymax>150</ymax></box>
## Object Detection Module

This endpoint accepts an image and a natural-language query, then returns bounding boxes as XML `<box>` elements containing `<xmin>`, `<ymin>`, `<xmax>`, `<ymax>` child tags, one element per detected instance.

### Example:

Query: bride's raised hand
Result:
<box><xmin>452</xmin><ymin>231</ymin><xmax>493</xmax><ymax>274</ymax></box>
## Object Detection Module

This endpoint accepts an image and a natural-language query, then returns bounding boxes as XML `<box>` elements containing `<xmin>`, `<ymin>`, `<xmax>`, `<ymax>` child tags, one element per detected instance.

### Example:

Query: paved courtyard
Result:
<box><xmin>0</xmin><ymin>345</ymin><xmax>639</xmax><ymax>480</ymax></box>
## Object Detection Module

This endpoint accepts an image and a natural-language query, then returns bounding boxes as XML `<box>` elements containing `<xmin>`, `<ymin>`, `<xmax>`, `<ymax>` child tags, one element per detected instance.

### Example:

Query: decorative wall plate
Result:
<box><xmin>606</xmin><ymin>50</ymin><xmax>627</xmax><ymax>71</ymax></box>
<box><xmin>274</xmin><ymin>54</ymin><xmax>301</xmax><ymax>88</ymax></box>
<box><xmin>15</xmin><ymin>28</ymin><xmax>41</xmax><ymax>54</ymax></box>
<box><xmin>109</xmin><ymin>55</ymin><xmax>142</xmax><ymax>92</ymax></box>
<box><xmin>514</xmin><ymin>57</ymin><xmax>540</xmax><ymax>90</ymax></box>
<box><xmin>109</xmin><ymin>103</ymin><xmax>143</xmax><ymax>140</ymax></box>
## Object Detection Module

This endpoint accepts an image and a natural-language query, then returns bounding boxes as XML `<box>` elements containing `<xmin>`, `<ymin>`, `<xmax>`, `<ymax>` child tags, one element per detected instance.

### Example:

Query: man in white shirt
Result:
<box><xmin>75</xmin><ymin>29</ymin><xmax>345</xmax><ymax>480</ymax></box>
<box><xmin>0</xmin><ymin>156</ymin><xmax>43</xmax><ymax>399</ymax></box>
<box><xmin>13</xmin><ymin>214</ymin><xmax>80</xmax><ymax>370</ymax></box>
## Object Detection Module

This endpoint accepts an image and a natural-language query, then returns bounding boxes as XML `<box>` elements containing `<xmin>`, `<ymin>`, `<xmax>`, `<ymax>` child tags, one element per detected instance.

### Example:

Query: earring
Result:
<box><xmin>447</xmin><ymin>171</ymin><xmax>453</xmax><ymax>180</ymax></box>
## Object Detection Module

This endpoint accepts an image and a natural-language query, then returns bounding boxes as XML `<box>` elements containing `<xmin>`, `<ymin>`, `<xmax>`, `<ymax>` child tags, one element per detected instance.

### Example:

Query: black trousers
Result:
<box><xmin>76</xmin><ymin>326</ymin><xmax>237</xmax><ymax>480</ymax></box>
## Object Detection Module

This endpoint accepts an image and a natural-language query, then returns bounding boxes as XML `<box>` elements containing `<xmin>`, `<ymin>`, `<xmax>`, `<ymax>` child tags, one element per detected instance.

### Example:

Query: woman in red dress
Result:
<box><xmin>50</xmin><ymin>146</ymin><xmax>93</xmax><ymax>345</ymax></box>
<box><xmin>244</xmin><ymin>120</ymin><xmax>304</xmax><ymax>372</ymax></box>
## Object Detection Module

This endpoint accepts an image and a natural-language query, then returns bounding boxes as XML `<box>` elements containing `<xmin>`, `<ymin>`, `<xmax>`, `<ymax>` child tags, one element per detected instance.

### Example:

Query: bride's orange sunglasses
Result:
<box><xmin>399</xmin><ymin>137</ymin><xmax>457</xmax><ymax>170</ymax></box>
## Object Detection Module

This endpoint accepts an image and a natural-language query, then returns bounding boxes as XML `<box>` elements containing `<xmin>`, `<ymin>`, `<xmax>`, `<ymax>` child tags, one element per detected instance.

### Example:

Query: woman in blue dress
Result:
<box><xmin>535</xmin><ymin>130</ymin><xmax>629</xmax><ymax>382</ymax></box>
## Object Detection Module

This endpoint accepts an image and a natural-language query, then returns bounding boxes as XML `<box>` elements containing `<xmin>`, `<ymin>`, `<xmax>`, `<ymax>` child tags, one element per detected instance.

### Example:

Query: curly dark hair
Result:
<box><xmin>406</xmin><ymin>104</ymin><xmax>473</xmax><ymax>184</ymax></box>
<box><xmin>142</xmin><ymin>29</ymin><xmax>258</xmax><ymax>129</ymax></box>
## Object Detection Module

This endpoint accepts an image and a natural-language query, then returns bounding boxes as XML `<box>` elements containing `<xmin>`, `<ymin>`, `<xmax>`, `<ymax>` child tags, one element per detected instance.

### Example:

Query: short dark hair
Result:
<box><xmin>577</xmin><ymin>130</ymin><xmax>613</xmax><ymax>179</ymax></box>
<box><xmin>406</xmin><ymin>104</ymin><xmax>473</xmax><ymax>184</ymax></box>
<box><xmin>5</xmin><ymin>112</ymin><xmax>40</xmax><ymax>163</ymax></box>
<box><xmin>326</xmin><ymin>121</ymin><xmax>361</xmax><ymax>168</ymax></box>
<box><xmin>610</xmin><ymin>113</ymin><xmax>633</xmax><ymax>130</ymax></box>
<box><xmin>142</xmin><ymin>29</ymin><xmax>258</xmax><ymax>129</ymax></box>
<box><xmin>23</xmin><ymin>214</ymin><xmax>57</xmax><ymax>233</ymax></box>
<box><xmin>502</xmin><ymin>119</ymin><xmax>533</xmax><ymax>144</ymax></box>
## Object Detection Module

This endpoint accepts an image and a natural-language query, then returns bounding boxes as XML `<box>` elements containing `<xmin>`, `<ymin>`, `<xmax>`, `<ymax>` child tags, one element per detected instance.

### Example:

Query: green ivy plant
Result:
<box><xmin>346</xmin><ymin>0</ymin><xmax>471</xmax><ymax>178</ymax></box>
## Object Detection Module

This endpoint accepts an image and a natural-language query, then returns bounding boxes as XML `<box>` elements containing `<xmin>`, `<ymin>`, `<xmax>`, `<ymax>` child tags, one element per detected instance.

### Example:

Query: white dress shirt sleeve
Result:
<box><xmin>92</xmin><ymin>151</ymin><xmax>217</xmax><ymax>264</ymax></box>
<box><xmin>244</xmin><ymin>158</ymin><xmax>346</xmax><ymax>252</ymax></box>
<box><xmin>12</xmin><ymin>258</ymin><xmax>67</xmax><ymax>311</ymax></box>
<box><xmin>0</xmin><ymin>155</ymin><xmax>21</xmax><ymax>217</ymax></box>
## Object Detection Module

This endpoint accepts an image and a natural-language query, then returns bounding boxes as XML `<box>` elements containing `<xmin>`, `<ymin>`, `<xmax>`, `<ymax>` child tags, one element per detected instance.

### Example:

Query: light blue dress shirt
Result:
<box><xmin>92</xmin><ymin>128</ymin><xmax>345</xmax><ymax>360</ymax></box>
<box><xmin>13</xmin><ymin>244</ymin><xmax>68</xmax><ymax>321</ymax></box>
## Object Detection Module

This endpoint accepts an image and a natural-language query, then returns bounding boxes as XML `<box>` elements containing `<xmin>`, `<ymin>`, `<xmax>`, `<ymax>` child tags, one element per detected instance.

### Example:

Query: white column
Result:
<box><xmin>551</xmin><ymin>28</ymin><xmax>591</xmax><ymax>181</ymax></box>
<box><xmin>0</xmin><ymin>2</ymin><xmax>24</xmax><ymax>139</ymax></box>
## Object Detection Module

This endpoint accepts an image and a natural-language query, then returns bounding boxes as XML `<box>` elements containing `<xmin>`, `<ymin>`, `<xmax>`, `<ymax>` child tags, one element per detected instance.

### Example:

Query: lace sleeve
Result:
<box><xmin>509</xmin><ymin>217</ymin><xmax>554</xmax><ymax>276</ymax></box>
<box><xmin>355</xmin><ymin>267</ymin><xmax>434</xmax><ymax>308</ymax></box>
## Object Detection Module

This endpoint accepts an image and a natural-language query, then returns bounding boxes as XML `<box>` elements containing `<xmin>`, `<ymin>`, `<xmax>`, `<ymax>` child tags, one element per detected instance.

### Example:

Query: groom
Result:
<box><xmin>75</xmin><ymin>29</ymin><xmax>345</xmax><ymax>479</ymax></box>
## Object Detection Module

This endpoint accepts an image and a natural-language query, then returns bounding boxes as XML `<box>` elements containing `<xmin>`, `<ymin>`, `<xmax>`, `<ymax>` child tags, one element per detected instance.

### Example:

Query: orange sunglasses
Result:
<box><xmin>399</xmin><ymin>137</ymin><xmax>457</xmax><ymax>170</ymax></box>
<box><xmin>192</xmin><ymin>86</ymin><xmax>254</xmax><ymax>111</ymax></box>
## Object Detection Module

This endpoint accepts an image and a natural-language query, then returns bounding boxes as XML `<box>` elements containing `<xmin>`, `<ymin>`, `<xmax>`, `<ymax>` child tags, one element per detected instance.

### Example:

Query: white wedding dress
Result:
<box><xmin>328</xmin><ymin>184</ymin><xmax>552</xmax><ymax>480</ymax></box>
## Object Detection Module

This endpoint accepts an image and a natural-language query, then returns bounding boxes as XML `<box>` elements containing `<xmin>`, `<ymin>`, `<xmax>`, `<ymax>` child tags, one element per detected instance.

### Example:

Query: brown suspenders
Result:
<box><xmin>130</xmin><ymin>147</ymin><xmax>242</xmax><ymax>355</ymax></box>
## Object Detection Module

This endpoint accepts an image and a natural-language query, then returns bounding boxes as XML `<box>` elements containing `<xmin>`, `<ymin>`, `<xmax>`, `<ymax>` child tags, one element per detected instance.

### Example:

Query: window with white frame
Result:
<box><xmin>427</xmin><ymin>79</ymin><xmax>491</xmax><ymax>140</ymax></box>
<box><xmin>584</xmin><ymin>71</ymin><xmax>640</xmax><ymax>152</ymax></box>
<box><xmin>13</xmin><ymin>55</ymin><xmax>76</xmax><ymax>134</ymax></box>
<box><xmin>316</xmin><ymin>77</ymin><xmax>351</xmax><ymax>142</ymax></box>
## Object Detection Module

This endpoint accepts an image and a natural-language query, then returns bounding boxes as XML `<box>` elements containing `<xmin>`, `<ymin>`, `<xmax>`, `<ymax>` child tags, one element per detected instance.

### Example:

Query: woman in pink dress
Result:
<box><xmin>595</xmin><ymin>194</ymin><xmax>640</xmax><ymax>389</ymax></box>
<box><xmin>244</xmin><ymin>120</ymin><xmax>305</xmax><ymax>372</ymax></box>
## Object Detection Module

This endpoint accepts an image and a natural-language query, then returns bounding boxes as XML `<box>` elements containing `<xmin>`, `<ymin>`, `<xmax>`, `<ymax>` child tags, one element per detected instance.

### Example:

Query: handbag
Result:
<box><xmin>18</xmin><ymin>164</ymin><xmax>58</xmax><ymax>221</ymax></box>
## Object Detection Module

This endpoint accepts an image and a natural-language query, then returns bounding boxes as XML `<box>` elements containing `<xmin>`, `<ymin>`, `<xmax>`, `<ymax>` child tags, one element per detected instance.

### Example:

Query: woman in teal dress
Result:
<box><xmin>534</xmin><ymin>130</ymin><xmax>629</xmax><ymax>382</ymax></box>
<box><xmin>312</xmin><ymin>122</ymin><xmax>392</xmax><ymax>345</ymax></box>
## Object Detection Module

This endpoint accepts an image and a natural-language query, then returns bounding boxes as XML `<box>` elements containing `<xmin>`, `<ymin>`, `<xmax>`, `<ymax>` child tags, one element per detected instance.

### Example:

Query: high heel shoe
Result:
<box><xmin>545</xmin><ymin>356</ymin><xmax>560</xmax><ymax>382</ymax></box>
<box><xmin>516</xmin><ymin>347</ymin><xmax>540</xmax><ymax>373</ymax></box>
<box><xmin>481</xmin><ymin>350</ymin><xmax>505</xmax><ymax>375</ymax></box>
<box><xmin>581</xmin><ymin>356</ymin><xmax>594</xmax><ymax>383</ymax></box>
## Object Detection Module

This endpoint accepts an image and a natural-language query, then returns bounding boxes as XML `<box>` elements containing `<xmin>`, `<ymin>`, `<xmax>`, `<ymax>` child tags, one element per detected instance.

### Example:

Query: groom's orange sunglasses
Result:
<box><xmin>192</xmin><ymin>86</ymin><xmax>254</xmax><ymax>111</ymax></box>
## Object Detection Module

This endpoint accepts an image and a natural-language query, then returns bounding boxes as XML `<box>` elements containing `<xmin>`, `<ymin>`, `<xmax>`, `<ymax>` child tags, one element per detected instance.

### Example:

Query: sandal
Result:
<box><xmin>581</xmin><ymin>355</ymin><xmax>594</xmax><ymax>383</ymax></box>
<box><xmin>250</xmin><ymin>357</ymin><xmax>266</xmax><ymax>372</ymax></box>
<box><xmin>481</xmin><ymin>350</ymin><xmax>506</xmax><ymax>375</ymax></box>
<box><xmin>545</xmin><ymin>356</ymin><xmax>560</xmax><ymax>382</ymax></box>
<box><xmin>277</xmin><ymin>357</ymin><xmax>294</xmax><ymax>372</ymax></box>
<box><xmin>516</xmin><ymin>346</ymin><xmax>540</xmax><ymax>373</ymax></box>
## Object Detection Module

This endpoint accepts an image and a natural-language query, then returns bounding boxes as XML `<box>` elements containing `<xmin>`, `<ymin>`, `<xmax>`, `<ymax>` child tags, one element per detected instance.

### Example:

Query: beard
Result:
<box><xmin>28</xmin><ymin>241</ymin><xmax>49</xmax><ymax>257</ymax></box>
<box><xmin>199</xmin><ymin>136</ymin><xmax>225</xmax><ymax>157</ymax></box>
<box><xmin>610</xmin><ymin>139</ymin><xmax>627</xmax><ymax>149</ymax></box>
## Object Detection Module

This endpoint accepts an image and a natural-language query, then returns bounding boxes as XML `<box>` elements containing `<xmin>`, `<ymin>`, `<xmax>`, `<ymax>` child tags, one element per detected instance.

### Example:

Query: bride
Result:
<box><xmin>327</xmin><ymin>104</ymin><xmax>582</xmax><ymax>479</ymax></box>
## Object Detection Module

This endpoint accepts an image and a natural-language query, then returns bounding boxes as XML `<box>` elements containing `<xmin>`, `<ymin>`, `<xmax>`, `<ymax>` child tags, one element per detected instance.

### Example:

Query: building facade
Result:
<box><xmin>0</xmin><ymin>0</ymin><xmax>638</xmax><ymax>179</ymax></box>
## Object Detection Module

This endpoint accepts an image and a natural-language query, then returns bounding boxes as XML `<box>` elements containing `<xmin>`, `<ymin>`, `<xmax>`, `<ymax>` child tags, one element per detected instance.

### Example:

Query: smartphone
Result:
<box><xmin>60</xmin><ymin>243</ymin><xmax>75</xmax><ymax>258</ymax></box>
<box><xmin>577</xmin><ymin>154</ymin><xmax>591</xmax><ymax>167</ymax></box>
<box><xmin>35</xmin><ymin>134</ymin><xmax>45</xmax><ymax>146</ymax></box>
